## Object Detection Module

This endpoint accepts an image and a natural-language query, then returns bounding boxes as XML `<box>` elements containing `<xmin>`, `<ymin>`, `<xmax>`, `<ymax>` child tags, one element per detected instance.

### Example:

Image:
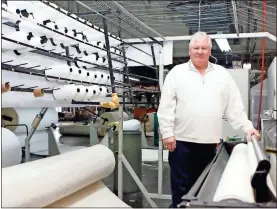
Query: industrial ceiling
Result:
<box><xmin>51</xmin><ymin>0</ymin><xmax>276</xmax><ymax>83</ymax></box>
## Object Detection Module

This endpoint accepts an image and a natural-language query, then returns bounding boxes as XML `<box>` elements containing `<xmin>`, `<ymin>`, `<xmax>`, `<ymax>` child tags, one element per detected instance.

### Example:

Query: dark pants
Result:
<box><xmin>168</xmin><ymin>140</ymin><xmax>217</xmax><ymax>208</ymax></box>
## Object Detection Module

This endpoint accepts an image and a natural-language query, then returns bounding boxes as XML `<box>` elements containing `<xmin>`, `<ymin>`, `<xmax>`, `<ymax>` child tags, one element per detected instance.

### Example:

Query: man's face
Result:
<box><xmin>189</xmin><ymin>38</ymin><xmax>211</xmax><ymax>66</ymax></box>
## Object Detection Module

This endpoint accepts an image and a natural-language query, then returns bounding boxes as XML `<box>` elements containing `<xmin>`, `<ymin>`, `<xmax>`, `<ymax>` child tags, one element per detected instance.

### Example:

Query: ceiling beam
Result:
<box><xmin>124</xmin><ymin>32</ymin><xmax>277</xmax><ymax>43</ymax></box>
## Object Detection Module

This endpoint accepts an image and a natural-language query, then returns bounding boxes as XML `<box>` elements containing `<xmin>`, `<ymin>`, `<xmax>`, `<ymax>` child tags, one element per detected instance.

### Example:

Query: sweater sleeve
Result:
<box><xmin>224</xmin><ymin>73</ymin><xmax>254</xmax><ymax>133</ymax></box>
<box><xmin>157</xmin><ymin>69</ymin><xmax>177</xmax><ymax>139</ymax></box>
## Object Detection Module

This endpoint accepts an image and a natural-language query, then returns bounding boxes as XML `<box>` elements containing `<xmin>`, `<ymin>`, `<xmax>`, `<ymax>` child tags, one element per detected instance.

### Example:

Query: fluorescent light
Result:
<box><xmin>215</xmin><ymin>38</ymin><xmax>231</xmax><ymax>52</ymax></box>
<box><xmin>128</xmin><ymin>77</ymin><xmax>140</xmax><ymax>82</ymax></box>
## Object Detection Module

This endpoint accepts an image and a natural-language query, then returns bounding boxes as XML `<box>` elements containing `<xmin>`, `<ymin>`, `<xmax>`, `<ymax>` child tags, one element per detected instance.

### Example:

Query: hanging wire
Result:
<box><xmin>198</xmin><ymin>0</ymin><xmax>201</xmax><ymax>31</ymax></box>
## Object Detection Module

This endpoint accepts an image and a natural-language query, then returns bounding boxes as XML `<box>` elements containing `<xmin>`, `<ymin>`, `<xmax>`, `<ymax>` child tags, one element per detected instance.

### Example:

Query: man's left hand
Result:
<box><xmin>247</xmin><ymin>128</ymin><xmax>260</xmax><ymax>141</ymax></box>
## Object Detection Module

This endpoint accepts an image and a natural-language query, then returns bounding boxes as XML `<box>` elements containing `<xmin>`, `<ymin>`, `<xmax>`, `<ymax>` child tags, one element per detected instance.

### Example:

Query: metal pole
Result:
<box><xmin>103</xmin><ymin>17</ymin><xmax>116</xmax><ymax>93</ymax></box>
<box><xmin>25</xmin><ymin>107</ymin><xmax>48</xmax><ymax>162</ymax></box>
<box><xmin>251</xmin><ymin>135</ymin><xmax>271</xmax><ymax>171</ymax></box>
<box><xmin>121</xmin><ymin>154</ymin><xmax>158</xmax><ymax>208</ymax></box>
<box><xmin>158</xmin><ymin>46</ymin><xmax>164</xmax><ymax>195</ymax></box>
<box><xmin>118</xmin><ymin>105</ymin><xmax>124</xmax><ymax>200</ymax></box>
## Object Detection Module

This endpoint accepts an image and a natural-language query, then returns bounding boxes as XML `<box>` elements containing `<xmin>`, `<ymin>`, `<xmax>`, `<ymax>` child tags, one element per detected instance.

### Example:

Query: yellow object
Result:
<box><xmin>100</xmin><ymin>93</ymin><xmax>120</xmax><ymax>109</ymax></box>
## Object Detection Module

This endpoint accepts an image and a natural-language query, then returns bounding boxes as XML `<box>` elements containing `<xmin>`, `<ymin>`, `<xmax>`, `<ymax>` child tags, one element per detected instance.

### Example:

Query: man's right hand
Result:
<box><xmin>163</xmin><ymin>136</ymin><xmax>176</xmax><ymax>152</ymax></box>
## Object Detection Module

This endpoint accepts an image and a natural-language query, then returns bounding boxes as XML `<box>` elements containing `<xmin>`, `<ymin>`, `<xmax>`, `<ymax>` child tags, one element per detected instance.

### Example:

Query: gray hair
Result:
<box><xmin>189</xmin><ymin>31</ymin><xmax>212</xmax><ymax>49</ymax></box>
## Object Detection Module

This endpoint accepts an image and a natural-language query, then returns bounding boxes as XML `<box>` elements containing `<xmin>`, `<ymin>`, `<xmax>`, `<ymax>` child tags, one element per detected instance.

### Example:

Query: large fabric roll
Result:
<box><xmin>213</xmin><ymin>143</ymin><xmax>255</xmax><ymax>203</ymax></box>
<box><xmin>1</xmin><ymin>128</ymin><xmax>22</xmax><ymax>168</ymax></box>
<box><xmin>1</xmin><ymin>107</ymin><xmax>58</xmax><ymax>133</ymax></box>
<box><xmin>47</xmin><ymin>181</ymin><xmax>129</xmax><ymax>207</ymax></box>
<box><xmin>2</xmin><ymin>145</ymin><xmax>116</xmax><ymax>207</ymax></box>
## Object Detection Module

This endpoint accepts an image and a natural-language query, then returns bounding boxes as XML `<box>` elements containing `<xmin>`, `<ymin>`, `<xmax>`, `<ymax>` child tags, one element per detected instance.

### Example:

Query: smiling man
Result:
<box><xmin>157</xmin><ymin>31</ymin><xmax>260</xmax><ymax>208</ymax></box>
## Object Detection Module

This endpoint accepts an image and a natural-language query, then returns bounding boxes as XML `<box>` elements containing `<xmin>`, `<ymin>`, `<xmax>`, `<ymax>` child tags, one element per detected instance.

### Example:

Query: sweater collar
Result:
<box><xmin>188</xmin><ymin>59</ymin><xmax>213</xmax><ymax>72</ymax></box>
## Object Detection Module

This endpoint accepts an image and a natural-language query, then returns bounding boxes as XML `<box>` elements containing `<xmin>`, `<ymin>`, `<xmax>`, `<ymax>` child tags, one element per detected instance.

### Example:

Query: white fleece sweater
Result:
<box><xmin>157</xmin><ymin>60</ymin><xmax>254</xmax><ymax>144</ymax></box>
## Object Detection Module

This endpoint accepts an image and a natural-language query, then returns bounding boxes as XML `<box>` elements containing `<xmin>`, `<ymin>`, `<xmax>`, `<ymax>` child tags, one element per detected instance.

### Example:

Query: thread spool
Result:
<box><xmin>85</xmin><ymin>33</ymin><xmax>104</xmax><ymax>42</ymax></box>
<box><xmin>97</xmin><ymin>50</ymin><xmax>105</xmax><ymax>56</ymax></box>
<box><xmin>63</xmin><ymin>29</ymin><xmax>80</xmax><ymax>45</ymax></box>
<box><xmin>93</xmin><ymin>85</ymin><xmax>102</xmax><ymax>98</ymax></box>
<box><xmin>52</xmin><ymin>84</ymin><xmax>77</xmax><ymax>101</ymax></box>
<box><xmin>33</xmin><ymin>88</ymin><xmax>44</xmax><ymax>97</ymax></box>
<box><xmin>79</xmin><ymin>41</ymin><xmax>102</xmax><ymax>54</ymax></box>
<box><xmin>68</xmin><ymin>66</ymin><xmax>82</xmax><ymax>80</ymax></box>
<box><xmin>28</xmin><ymin>35</ymin><xmax>45</xmax><ymax>48</ymax></box>
<box><xmin>102</xmin><ymin>58</ymin><xmax>108</xmax><ymax>65</ymax></box>
<box><xmin>99</xmin><ymin>72</ymin><xmax>107</xmax><ymax>84</ymax></box>
<box><xmin>99</xmin><ymin>72</ymin><xmax>110</xmax><ymax>85</ymax></box>
<box><xmin>86</xmin><ymin>85</ymin><xmax>99</xmax><ymax>101</ymax></box>
<box><xmin>45</xmin><ymin>64</ymin><xmax>71</xmax><ymax>80</ymax></box>
<box><xmin>92</xmin><ymin>71</ymin><xmax>102</xmax><ymax>83</ymax></box>
<box><xmin>73</xmin><ymin>85</ymin><xmax>88</xmax><ymax>101</ymax></box>
<box><xmin>2</xmin><ymin>25</ymin><xmax>25</xmax><ymax>50</ymax></box>
<box><xmin>76</xmin><ymin>68</ymin><xmax>87</xmax><ymax>82</ymax></box>
<box><xmin>84</xmin><ymin>86</ymin><xmax>95</xmax><ymax>101</ymax></box>
<box><xmin>102</xmin><ymin>73</ymin><xmax>110</xmax><ymax>85</ymax></box>
<box><xmin>6</xmin><ymin>31</ymin><xmax>29</xmax><ymax>49</ymax></box>
<box><xmin>2</xmin><ymin>82</ymin><xmax>11</xmax><ymax>93</ymax></box>
<box><xmin>96</xmin><ymin>57</ymin><xmax>105</xmax><ymax>66</ymax></box>
<box><xmin>99</xmin><ymin>86</ymin><xmax>109</xmax><ymax>98</ymax></box>
<box><xmin>80</xmin><ymin>54</ymin><xmax>97</xmax><ymax>65</ymax></box>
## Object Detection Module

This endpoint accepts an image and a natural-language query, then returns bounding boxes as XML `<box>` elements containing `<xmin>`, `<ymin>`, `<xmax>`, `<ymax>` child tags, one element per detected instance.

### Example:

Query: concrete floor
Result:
<box><xmin>26</xmin><ymin>131</ymin><xmax>172</xmax><ymax>208</ymax></box>
<box><xmin>102</xmin><ymin>161</ymin><xmax>172</xmax><ymax>208</ymax></box>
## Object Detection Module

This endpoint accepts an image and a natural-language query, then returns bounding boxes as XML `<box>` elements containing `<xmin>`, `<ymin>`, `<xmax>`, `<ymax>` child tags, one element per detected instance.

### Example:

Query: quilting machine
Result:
<box><xmin>179</xmin><ymin>136</ymin><xmax>276</xmax><ymax>208</ymax></box>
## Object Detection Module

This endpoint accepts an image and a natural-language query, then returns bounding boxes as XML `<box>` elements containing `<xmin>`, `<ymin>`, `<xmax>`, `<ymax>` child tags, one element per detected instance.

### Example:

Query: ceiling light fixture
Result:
<box><xmin>128</xmin><ymin>77</ymin><xmax>140</xmax><ymax>82</ymax></box>
<box><xmin>215</xmin><ymin>32</ymin><xmax>232</xmax><ymax>52</ymax></box>
<box><xmin>215</xmin><ymin>38</ymin><xmax>232</xmax><ymax>52</ymax></box>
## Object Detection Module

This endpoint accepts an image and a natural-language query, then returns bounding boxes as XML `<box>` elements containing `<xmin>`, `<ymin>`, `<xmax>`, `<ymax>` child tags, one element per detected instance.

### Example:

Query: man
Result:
<box><xmin>157</xmin><ymin>31</ymin><xmax>260</xmax><ymax>208</ymax></box>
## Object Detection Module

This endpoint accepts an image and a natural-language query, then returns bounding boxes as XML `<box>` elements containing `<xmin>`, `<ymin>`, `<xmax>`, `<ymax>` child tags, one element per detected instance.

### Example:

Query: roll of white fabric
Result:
<box><xmin>1</xmin><ymin>128</ymin><xmax>22</xmax><ymax>168</ymax></box>
<box><xmin>2</xmin><ymin>145</ymin><xmax>116</xmax><ymax>207</ymax></box>
<box><xmin>47</xmin><ymin>181</ymin><xmax>129</xmax><ymax>207</ymax></box>
<box><xmin>213</xmin><ymin>143</ymin><xmax>255</xmax><ymax>203</ymax></box>
<box><xmin>1</xmin><ymin>107</ymin><xmax>58</xmax><ymax>134</ymax></box>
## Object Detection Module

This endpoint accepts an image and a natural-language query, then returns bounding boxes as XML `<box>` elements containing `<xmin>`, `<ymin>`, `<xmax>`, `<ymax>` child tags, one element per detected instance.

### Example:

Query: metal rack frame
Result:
<box><xmin>1</xmin><ymin>1</ymin><xmax>162</xmax><ymax>165</ymax></box>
